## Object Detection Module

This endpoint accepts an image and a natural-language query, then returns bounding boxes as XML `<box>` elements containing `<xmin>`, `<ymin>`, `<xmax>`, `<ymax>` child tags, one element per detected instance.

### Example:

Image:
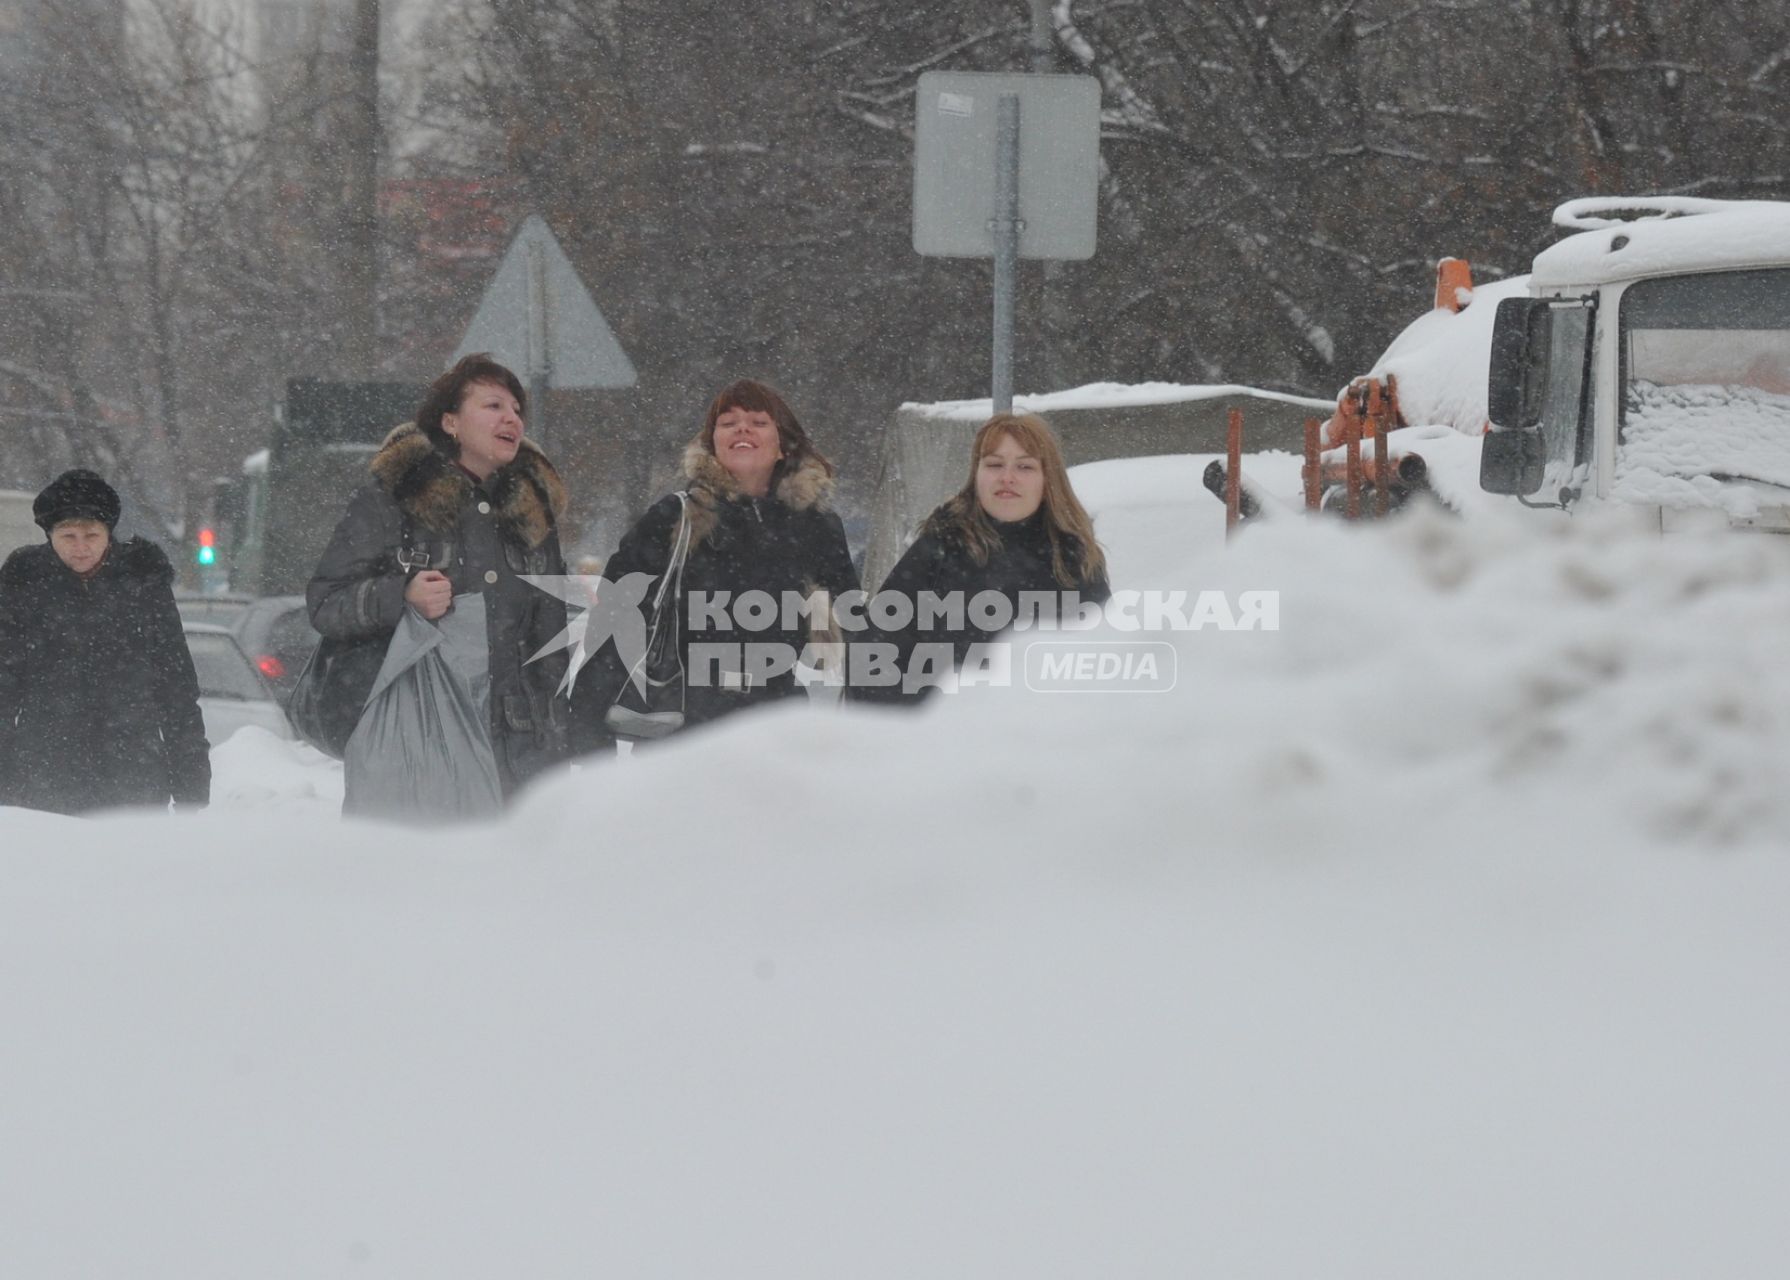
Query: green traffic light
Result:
<box><xmin>197</xmin><ymin>547</ymin><xmax>216</xmax><ymax>566</ymax></box>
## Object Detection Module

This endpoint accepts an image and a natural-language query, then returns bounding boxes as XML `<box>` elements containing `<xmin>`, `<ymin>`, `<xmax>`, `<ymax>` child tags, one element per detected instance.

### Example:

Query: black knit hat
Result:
<box><xmin>34</xmin><ymin>469</ymin><xmax>122</xmax><ymax>532</ymax></box>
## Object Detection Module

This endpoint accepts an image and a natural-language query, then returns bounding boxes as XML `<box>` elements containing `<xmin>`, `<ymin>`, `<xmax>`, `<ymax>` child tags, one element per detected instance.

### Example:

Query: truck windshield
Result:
<box><xmin>1616</xmin><ymin>268</ymin><xmax>1790</xmax><ymax>506</ymax></box>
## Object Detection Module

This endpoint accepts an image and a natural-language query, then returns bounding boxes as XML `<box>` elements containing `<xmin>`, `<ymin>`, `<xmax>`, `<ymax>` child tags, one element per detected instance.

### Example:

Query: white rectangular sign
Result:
<box><xmin>912</xmin><ymin>72</ymin><xmax>1101</xmax><ymax>261</ymax></box>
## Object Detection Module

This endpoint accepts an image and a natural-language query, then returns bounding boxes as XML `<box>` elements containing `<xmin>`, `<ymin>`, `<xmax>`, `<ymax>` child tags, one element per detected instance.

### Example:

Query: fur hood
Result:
<box><xmin>679</xmin><ymin>439</ymin><xmax>835</xmax><ymax>545</ymax></box>
<box><xmin>1</xmin><ymin>536</ymin><xmax>171</xmax><ymax>589</ymax></box>
<box><xmin>369</xmin><ymin>422</ymin><xmax>568</xmax><ymax>548</ymax></box>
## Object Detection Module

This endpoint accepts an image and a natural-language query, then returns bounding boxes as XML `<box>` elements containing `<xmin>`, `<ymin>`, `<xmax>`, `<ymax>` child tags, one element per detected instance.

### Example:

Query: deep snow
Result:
<box><xmin>6</xmin><ymin>473</ymin><xmax>1790</xmax><ymax>1276</ymax></box>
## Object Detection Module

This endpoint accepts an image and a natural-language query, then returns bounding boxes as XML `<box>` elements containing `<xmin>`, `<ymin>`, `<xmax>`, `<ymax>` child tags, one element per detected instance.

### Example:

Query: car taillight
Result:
<box><xmin>257</xmin><ymin>655</ymin><xmax>287</xmax><ymax>681</ymax></box>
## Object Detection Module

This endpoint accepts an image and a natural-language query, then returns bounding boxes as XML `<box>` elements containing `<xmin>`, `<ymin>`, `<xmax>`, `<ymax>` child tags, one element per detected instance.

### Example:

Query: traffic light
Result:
<box><xmin>196</xmin><ymin>526</ymin><xmax>216</xmax><ymax>566</ymax></box>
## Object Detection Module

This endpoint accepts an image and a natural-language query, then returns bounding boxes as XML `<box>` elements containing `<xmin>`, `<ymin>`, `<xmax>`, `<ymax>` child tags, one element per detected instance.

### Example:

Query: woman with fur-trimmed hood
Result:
<box><xmin>307</xmin><ymin>355</ymin><xmax>571</xmax><ymax>800</ymax></box>
<box><xmin>0</xmin><ymin>469</ymin><xmax>210</xmax><ymax>814</ymax></box>
<box><xmin>575</xmin><ymin>379</ymin><xmax>858</xmax><ymax>741</ymax></box>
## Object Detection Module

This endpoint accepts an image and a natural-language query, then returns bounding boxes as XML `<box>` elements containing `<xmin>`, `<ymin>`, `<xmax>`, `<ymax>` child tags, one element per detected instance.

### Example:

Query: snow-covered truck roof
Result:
<box><xmin>1532</xmin><ymin>197</ymin><xmax>1790</xmax><ymax>290</ymax></box>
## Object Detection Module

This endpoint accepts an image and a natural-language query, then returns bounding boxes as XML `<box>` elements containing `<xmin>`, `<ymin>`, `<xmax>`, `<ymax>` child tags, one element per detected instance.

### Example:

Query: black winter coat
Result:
<box><xmin>0</xmin><ymin>538</ymin><xmax>211</xmax><ymax>814</ymax></box>
<box><xmin>307</xmin><ymin>424</ymin><xmax>572</xmax><ymax>796</ymax></box>
<box><xmin>574</xmin><ymin>444</ymin><xmax>859</xmax><ymax>737</ymax></box>
<box><xmin>846</xmin><ymin>509</ymin><xmax>1110</xmax><ymax>706</ymax></box>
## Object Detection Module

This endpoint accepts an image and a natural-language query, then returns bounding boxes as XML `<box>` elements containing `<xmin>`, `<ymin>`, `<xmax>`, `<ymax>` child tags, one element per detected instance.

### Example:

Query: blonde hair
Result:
<box><xmin>924</xmin><ymin>413</ymin><xmax>1105</xmax><ymax>588</ymax></box>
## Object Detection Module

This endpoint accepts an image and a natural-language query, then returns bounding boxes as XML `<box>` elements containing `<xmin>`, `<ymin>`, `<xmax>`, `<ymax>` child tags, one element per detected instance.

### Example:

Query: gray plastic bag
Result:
<box><xmin>343</xmin><ymin>595</ymin><xmax>504</xmax><ymax>822</ymax></box>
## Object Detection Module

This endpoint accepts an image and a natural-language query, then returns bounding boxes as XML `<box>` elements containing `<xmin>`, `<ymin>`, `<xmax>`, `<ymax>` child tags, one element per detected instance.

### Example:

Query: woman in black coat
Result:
<box><xmin>307</xmin><ymin>354</ymin><xmax>571</xmax><ymax>801</ymax></box>
<box><xmin>846</xmin><ymin>412</ymin><xmax>1110</xmax><ymax>706</ymax></box>
<box><xmin>0</xmin><ymin>470</ymin><xmax>210</xmax><ymax>814</ymax></box>
<box><xmin>576</xmin><ymin>379</ymin><xmax>859</xmax><ymax>740</ymax></box>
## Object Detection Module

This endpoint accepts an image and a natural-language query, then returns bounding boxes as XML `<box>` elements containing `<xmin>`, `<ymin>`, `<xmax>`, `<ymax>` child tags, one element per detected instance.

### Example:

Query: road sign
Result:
<box><xmin>913</xmin><ymin>72</ymin><xmax>1100</xmax><ymax>261</ymax></box>
<box><xmin>453</xmin><ymin>215</ymin><xmax>637</xmax><ymax>390</ymax></box>
<box><xmin>912</xmin><ymin>71</ymin><xmax>1101</xmax><ymax>414</ymax></box>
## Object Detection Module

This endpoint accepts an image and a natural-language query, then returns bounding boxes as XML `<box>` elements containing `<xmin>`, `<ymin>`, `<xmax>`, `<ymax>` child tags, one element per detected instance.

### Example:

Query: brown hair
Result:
<box><xmin>925</xmin><ymin>413</ymin><xmax>1105</xmax><ymax>588</ymax></box>
<box><xmin>416</xmin><ymin>353</ymin><xmax>527</xmax><ymax>460</ymax></box>
<box><xmin>698</xmin><ymin>379</ymin><xmax>834</xmax><ymax>481</ymax></box>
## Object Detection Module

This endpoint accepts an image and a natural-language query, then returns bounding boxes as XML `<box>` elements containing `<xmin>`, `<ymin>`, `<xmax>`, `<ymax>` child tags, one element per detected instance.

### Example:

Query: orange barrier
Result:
<box><xmin>1344</xmin><ymin>416</ymin><xmax>1362</xmax><ymax>519</ymax></box>
<box><xmin>1303</xmin><ymin>417</ymin><xmax>1322</xmax><ymax>511</ymax></box>
<box><xmin>1374</xmin><ymin>408</ymin><xmax>1391</xmax><ymax>518</ymax></box>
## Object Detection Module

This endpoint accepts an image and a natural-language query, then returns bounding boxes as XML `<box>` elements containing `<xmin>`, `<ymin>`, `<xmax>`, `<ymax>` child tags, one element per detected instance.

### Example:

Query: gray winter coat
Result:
<box><xmin>306</xmin><ymin>424</ymin><xmax>571</xmax><ymax>796</ymax></box>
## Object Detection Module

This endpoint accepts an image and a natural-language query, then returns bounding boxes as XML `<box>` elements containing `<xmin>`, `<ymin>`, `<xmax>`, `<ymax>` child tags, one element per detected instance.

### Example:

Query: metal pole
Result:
<box><xmin>526</xmin><ymin>238</ymin><xmax>551</xmax><ymax>450</ymax></box>
<box><xmin>1373</xmin><ymin>392</ymin><xmax>1391</xmax><ymax>519</ymax></box>
<box><xmin>1027</xmin><ymin>0</ymin><xmax>1064</xmax><ymax>394</ymax></box>
<box><xmin>1225</xmin><ymin>407</ymin><xmax>1243</xmax><ymax>538</ymax></box>
<box><xmin>341</xmin><ymin>0</ymin><xmax>381</xmax><ymax>377</ymax></box>
<box><xmin>992</xmin><ymin>93</ymin><xmax>1021</xmax><ymax>415</ymax></box>
<box><xmin>1345</xmin><ymin>416</ymin><xmax>1362</xmax><ymax>520</ymax></box>
<box><xmin>1027</xmin><ymin>0</ymin><xmax>1053</xmax><ymax>72</ymax></box>
<box><xmin>1303</xmin><ymin>417</ymin><xmax>1322</xmax><ymax>511</ymax></box>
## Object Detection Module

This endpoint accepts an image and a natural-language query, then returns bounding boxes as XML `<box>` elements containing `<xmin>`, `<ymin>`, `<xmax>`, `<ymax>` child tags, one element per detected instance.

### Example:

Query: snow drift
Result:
<box><xmin>6</xmin><ymin>492</ymin><xmax>1790</xmax><ymax>1277</ymax></box>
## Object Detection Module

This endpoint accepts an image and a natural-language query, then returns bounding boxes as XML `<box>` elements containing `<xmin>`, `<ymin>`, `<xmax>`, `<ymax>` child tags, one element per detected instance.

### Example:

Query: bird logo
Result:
<box><xmin>519</xmin><ymin>571</ymin><xmax>661</xmax><ymax>696</ymax></box>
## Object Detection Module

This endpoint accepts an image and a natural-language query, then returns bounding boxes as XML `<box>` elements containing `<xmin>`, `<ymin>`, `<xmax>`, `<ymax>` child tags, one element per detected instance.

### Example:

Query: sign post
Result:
<box><xmin>526</xmin><ymin>238</ymin><xmax>550</xmax><ymax>439</ymax></box>
<box><xmin>992</xmin><ymin>94</ymin><xmax>1021</xmax><ymax>411</ymax></box>
<box><xmin>913</xmin><ymin>72</ymin><xmax>1100</xmax><ymax>413</ymax></box>
<box><xmin>454</xmin><ymin>215</ymin><xmax>637</xmax><ymax>450</ymax></box>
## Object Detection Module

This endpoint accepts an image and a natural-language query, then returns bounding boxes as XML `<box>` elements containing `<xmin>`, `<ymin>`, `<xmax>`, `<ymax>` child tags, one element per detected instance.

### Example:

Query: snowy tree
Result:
<box><xmin>6</xmin><ymin>0</ymin><xmax>1785</xmax><ymax>535</ymax></box>
<box><xmin>0</xmin><ymin>0</ymin><xmax>325</xmax><ymax>529</ymax></box>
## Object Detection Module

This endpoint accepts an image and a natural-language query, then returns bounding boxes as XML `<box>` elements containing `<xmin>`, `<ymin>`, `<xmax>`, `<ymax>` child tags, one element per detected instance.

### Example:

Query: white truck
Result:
<box><xmin>1480</xmin><ymin>197</ymin><xmax>1790</xmax><ymax>533</ymax></box>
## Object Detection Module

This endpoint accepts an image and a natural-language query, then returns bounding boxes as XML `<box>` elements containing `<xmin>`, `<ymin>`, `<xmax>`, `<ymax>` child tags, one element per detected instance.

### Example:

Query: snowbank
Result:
<box><xmin>208</xmin><ymin>725</ymin><xmax>343</xmax><ymax>815</ymax></box>
<box><xmin>902</xmin><ymin>379</ymin><xmax>1332</xmax><ymax>421</ymax></box>
<box><xmin>1067</xmin><ymin>428</ymin><xmax>1500</xmax><ymax>584</ymax></box>
<box><xmin>5</xmin><ymin>499</ymin><xmax>1790</xmax><ymax>1277</ymax></box>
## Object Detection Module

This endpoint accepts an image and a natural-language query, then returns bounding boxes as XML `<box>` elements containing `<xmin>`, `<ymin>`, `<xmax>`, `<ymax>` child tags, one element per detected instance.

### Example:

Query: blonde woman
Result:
<box><xmin>848</xmin><ymin>413</ymin><xmax>1108</xmax><ymax>706</ymax></box>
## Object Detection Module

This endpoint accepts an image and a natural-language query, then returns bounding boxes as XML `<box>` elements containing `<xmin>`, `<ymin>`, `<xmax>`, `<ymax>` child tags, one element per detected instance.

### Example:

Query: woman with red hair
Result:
<box><xmin>575</xmin><ymin>379</ymin><xmax>858</xmax><ymax>742</ymax></box>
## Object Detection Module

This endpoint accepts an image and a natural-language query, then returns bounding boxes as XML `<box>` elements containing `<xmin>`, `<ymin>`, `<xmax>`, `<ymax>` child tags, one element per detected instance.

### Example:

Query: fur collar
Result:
<box><xmin>679</xmin><ymin>439</ymin><xmax>834</xmax><ymax>544</ymax></box>
<box><xmin>370</xmin><ymin>423</ymin><xmax>567</xmax><ymax>548</ymax></box>
<box><xmin>1</xmin><ymin>536</ymin><xmax>171</xmax><ymax>588</ymax></box>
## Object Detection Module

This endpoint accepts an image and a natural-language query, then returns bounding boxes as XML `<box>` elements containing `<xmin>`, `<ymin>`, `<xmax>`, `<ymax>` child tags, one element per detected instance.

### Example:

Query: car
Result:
<box><xmin>182</xmin><ymin>621</ymin><xmax>294</xmax><ymax>745</ymax></box>
<box><xmin>175</xmin><ymin>591</ymin><xmax>256</xmax><ymax>629</ymax></box>
<box><xmin>2</xmin><ymin>489</ymin><xmax>39</xmax><ymax>560</ymax></box>
<box><xmin>228</xmin><ymin>594</ymin><xmax>319</xmax><ymax>704</ymax></box>
<box><xmin>177</xmin><ymin>592</ymin><xmax>320</xmax><ymax>704</ymax></box>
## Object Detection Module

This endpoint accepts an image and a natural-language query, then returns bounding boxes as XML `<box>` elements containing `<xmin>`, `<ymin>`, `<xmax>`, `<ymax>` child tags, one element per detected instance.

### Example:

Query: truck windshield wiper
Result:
<box><xmin>1706</xmin><ymin>472</ymin><xmax>1790</xmax><ymax>494</ymax></box>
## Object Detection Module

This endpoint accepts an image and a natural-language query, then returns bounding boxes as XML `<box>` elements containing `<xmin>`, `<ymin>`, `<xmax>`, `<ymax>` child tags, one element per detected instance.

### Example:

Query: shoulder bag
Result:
<box><xmin>288</xmin><ymin>513</ymin><xmax>425</xmax><ymax>758</ymax></box>
<box><xmin>603</xmin><ymin>493</ymin><xmax>692</xmax><ymax>741</ymax></box>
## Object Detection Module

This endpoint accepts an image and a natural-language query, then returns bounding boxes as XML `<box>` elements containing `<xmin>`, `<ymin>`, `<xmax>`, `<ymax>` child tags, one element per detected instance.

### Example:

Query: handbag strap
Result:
<box><xmin>611</xmin><ymin>493</ymin><xmax>693</xmax><ymax>709</ymax></box>
<box><xmin>650</xmin><ymin>491</ymin><xmax>692</xmax><ymax>612</ymax></box>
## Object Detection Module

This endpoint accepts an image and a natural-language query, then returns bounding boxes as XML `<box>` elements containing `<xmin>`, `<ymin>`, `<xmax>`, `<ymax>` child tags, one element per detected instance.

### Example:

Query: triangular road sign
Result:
<box><xmin>453</xmin><ymin>214</ymin><xmax>637</xmax><ymax>389</ymax></box>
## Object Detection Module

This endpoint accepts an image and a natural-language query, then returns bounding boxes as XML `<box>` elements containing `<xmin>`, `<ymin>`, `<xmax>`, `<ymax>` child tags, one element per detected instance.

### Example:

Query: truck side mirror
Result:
<box><xmin>1482</xmin><ymin>296</ymin><xmax>1553</xmax><ymax>496</ymax></box>
<box><xmin>1487</xmin><ymin>296</ymin><xmax>1550</xmax><ymax>431</ymax></box>
<box><xmin>1480</xmin><ymin>426</ymin><xmax>1546</xmax><ymax>495</ymax></box>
